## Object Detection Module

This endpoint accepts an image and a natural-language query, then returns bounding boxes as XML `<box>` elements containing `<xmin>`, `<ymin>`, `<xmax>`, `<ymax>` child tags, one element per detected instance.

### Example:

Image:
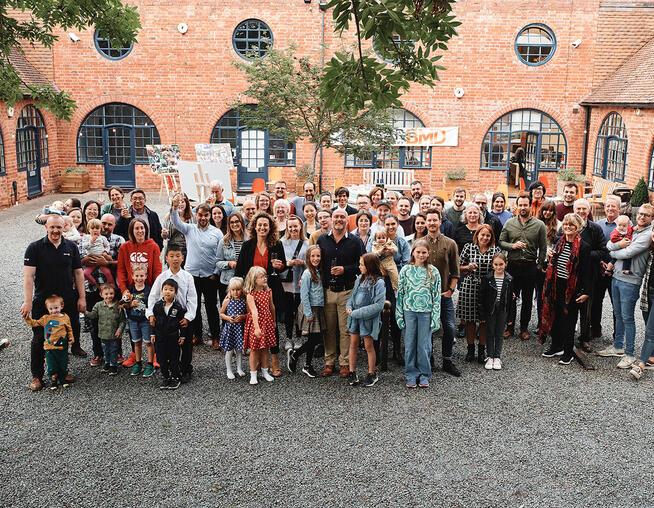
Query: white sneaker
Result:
<box><xmin>249</xmin><ymin>371</ymin><xmax>258</xmax><ymax>385</ymax></box>
<box><xmin>617</xmin><ymin>355</ymin><xmax>636</xmax><ymax>369</ymax></box>
<box><xmin>236</xmin><ymin>368</ymin><xmax>246</xmax><ymax>377</ymax></box>
<box><xmin>261</xmin><ymin>368</ymin><xmax>275</xmax><ymax>382</ymax></box>
<box><xmin>597</xmin><ymin>345</ymin><xmax>625</xmax><ymax>357</ymax></box>
<box><xmin>493</xmin><ymin>358</ymin><xmax>502</xmax><ymax>370</ymax></box>
<box><xmin>226</xmin><ymin>369</ymin><xmax>235</xmax><ymax>380</ymax></box>
<box><xmin>0</xmin><ymin>338</ymin><xmax>9</xmax><ymax>350</ymax></box>
<box><xmin>284</xmin><ymin>341</ymin><xmax>293</xmax><ymax>351</ymax></box>
<box><xmin>484</xmin><ymin>358</ymin><xmax>494</xmax><ymax>370</ymax></box>
<box><xmin>293</xmin><ymin>339</ymin><xmax>304</xmax><ymax>350</ymax></box>
<box><xmin>629</xmin><ymin>364</ymin><xmax>643</xmax><ymax>380</ymax></box>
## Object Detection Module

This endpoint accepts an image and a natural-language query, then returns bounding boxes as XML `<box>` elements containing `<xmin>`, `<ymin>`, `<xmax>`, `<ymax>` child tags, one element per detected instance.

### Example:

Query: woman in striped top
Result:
<box><xmin>539</xmin><ymin>213</ymin><xmax>592</xmax><ymax>365</ymax></box>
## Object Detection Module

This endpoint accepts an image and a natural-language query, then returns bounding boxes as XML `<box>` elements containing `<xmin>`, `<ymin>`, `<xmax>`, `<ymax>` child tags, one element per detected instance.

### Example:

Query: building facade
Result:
<box><xmin>2</xmin><ymin>0</ymin><xmax>654</xmax><ymax>208</ymax></box>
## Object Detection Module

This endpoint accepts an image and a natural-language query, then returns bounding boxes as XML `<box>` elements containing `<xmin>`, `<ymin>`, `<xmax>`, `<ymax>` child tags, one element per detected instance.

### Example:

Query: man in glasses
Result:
<box><xmin>598</xmin><ymin>204</ymin><xmax>653</xmax><ymax>369</ymax></box>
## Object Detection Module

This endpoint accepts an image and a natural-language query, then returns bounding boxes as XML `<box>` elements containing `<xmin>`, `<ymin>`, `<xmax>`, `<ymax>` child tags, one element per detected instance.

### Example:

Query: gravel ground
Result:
<box><xmin>0</xmin><ymin>193</ymin><xmax>652</xmax><ymax>508</ymax></box>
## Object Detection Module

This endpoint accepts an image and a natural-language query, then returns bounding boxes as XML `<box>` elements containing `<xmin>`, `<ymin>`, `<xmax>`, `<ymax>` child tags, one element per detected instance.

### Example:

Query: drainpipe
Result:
<box><xmin>318</xmin><ymin>6</ymin><xmax>326</xmax><ymax>192</ymax></box>
<box><xmin>581</xmin><ymin>105</ymin><xmax>591</xmax><ymax>176</ymax></box>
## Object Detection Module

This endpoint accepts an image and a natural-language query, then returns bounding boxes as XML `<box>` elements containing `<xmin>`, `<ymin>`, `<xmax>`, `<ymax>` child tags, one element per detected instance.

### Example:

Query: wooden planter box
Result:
<box><xmin>60</xmin><ymin>172</ymin><xmax>90</xmax><ymax>193</ymax></box>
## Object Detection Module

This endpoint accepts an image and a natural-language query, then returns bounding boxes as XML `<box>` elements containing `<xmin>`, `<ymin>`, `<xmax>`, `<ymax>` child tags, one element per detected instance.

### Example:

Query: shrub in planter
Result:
<box><xmin>630</xmin><ymin>177</ymin><xmax>649</xmax><ymax>207</ymax></box>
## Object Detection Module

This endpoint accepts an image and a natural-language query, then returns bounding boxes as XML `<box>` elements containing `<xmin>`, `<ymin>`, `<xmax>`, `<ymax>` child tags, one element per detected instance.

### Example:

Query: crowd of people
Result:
<box><xmin>21</xmin><ymin>178</ymin><xmax>654</xmax><ymax>391</ymax></box>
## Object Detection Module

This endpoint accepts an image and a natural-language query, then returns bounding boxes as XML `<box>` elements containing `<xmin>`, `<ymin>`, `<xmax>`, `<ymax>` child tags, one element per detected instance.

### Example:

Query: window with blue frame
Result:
<box><xmin>16</xmin><ymin>105</ymin><xmax>49</xmax><ymax>170</ymax></box>
<box><xmin>515</xmin><ymin>24</ymin><xmax>556</xmax><ymax>66</ymax></box>
<box><xmin>593</xmin><ymin>112</ymin><xmax>628</xmax><ymax>182</ymax></box>
<box><xmin>481</xmin><ymin>109</ymin><xmax>566</xmax><ymax>171</ymax></box>
<box><xmin>210</xmin><ymin>107</ymin><xmax>295</xmax><ymax>167</ymax></box>
<box><xmin>77</xmin><ymin>103</ymin><xmax>160</xmax><ymax>164</ymax></box>
<box><xmin>0</xmin><ymin>128</ymin><xmax>5</xmax><ymax>175</ymax></box>
<box><xmin>344</xmin><ymin>108</ymin><xmax>431</xmax><ymax>169</ymax></box>
<box><xmin>373</xmin><ymin>34</ymin><xmax>415</xmax><ymax>65</ymax></box>
<box><xmin>94</xmin><ymin>30</ymin><xmax>133</xmax><ymax>60</ymax></box>
<box><xmin>232</xmin><ymin>19</ymin><xmax>273</xmax><ymax>60</ymax></box>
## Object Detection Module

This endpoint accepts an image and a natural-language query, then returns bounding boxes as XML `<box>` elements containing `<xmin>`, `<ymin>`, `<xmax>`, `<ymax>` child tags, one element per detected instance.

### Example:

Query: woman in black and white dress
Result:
<box><xmin>457</xmin><ymin>224</ymin><xmax>501</xmax><ymax>364</ymax></box>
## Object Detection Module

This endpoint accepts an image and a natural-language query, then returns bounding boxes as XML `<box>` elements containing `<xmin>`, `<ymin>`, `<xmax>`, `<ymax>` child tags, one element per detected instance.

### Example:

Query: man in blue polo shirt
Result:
<box><xmin>22</xmin><ymin>215</ymin><xmax>86</xmax><ymax>392</ymax></box>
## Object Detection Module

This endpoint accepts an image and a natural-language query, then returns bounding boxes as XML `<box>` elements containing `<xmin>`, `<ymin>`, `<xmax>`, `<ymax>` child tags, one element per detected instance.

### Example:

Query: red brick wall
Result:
<box><xmin>3</xmin><ymin>0</ymin><xmax>654</xmax><ymax>208</ymax></box>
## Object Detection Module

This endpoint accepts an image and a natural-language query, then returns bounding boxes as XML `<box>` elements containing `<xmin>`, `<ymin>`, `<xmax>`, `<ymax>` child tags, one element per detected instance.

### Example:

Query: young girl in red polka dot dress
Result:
<box><xmin>244</xmin><ymin>266</ymin><xmax>277</xmax><ymax>385</ymax></box>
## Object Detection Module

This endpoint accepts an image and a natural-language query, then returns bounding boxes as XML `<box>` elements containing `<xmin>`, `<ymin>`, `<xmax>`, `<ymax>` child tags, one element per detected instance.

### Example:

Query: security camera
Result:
<box><xmin>571</xmin><ymin>39</ymin><xmax>582</xmax><ymax>48</ymax></box>
<box><xmin>68</xmin><ymin>33</ymin><xmax>80</xmax><ymax>42</ymax></box>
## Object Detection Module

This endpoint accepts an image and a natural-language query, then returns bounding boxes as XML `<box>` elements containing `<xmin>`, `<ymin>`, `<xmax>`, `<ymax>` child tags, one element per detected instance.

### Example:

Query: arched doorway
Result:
<box><xmin>77</xmin><ymin>103</ymin><xmax>160</xmax><ymax>188</ymax></box>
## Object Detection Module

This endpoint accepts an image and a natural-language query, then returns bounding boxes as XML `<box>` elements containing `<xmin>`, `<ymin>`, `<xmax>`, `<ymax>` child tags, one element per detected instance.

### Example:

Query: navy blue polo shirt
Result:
<box><xmin>24</xmin><ymin>236</ymin><xmax>82</xmax><ymax>301</ymax></box>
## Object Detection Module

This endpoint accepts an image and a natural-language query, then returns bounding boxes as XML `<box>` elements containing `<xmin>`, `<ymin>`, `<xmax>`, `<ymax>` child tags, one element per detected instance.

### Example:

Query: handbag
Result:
<box><xmin>281</xmin><ymin>241</ymin><xmax>303</xmax><ymax>283</ymax></box>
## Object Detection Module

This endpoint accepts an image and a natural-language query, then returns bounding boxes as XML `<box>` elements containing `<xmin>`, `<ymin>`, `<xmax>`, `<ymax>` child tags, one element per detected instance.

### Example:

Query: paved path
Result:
<box><xmin>0</xmin><ymin>193</ymin><xmax>650</xmax><ymax>507</ymax></box>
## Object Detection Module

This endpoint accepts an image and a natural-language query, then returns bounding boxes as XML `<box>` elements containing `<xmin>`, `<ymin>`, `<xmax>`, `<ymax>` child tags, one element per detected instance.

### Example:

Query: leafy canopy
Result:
<box><xmin>234</xmin><ymin>46</ymin><xmax>396</xmax><ymax>171</ymax></box>
<box><xmin>0</xmin><ymin>0</ymin><xmax>141</xmax><ymax>120</ymax></box>
<box><xmin>322</xmin><ymin>0</ymin><xmax>459</xmax><ymax>113</ymax></box>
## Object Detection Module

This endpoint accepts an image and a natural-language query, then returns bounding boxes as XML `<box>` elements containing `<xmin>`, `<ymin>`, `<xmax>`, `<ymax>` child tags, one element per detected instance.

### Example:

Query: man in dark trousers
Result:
<box><xmin>21</xmin><ymin>215</ymin><xmax>86</xmax><ymax>391</ymax></box>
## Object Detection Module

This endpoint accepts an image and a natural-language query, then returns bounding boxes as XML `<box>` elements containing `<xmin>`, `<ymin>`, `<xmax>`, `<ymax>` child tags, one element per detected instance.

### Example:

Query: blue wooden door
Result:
<box><xmin>23</xmin><ymin>126</ymin><xmax>42</xmax><ymax>197</ymax></box>
<box><xmin>237</xmin><ymin>128</ymin><xmax>268</xmax><ymax>190</ymax></box>
<box><xmin>103</xmin><ymin>124</ymin><xmax>136</xmax><ymax>188</ymax></box>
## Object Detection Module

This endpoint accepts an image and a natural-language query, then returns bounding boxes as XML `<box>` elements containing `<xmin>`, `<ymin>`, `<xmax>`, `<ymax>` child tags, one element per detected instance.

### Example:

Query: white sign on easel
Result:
<box><xmin>177</xmin><ymin>160</ymin><xmax>234</xmax><ymax>203</ymax></box>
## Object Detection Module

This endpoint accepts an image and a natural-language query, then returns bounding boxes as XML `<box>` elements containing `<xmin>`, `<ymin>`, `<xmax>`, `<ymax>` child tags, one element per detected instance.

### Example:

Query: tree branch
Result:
<box><xmin>351</xmin><ymin>0</ymin><xmax>369</xmax><ymax>91</ymax></box>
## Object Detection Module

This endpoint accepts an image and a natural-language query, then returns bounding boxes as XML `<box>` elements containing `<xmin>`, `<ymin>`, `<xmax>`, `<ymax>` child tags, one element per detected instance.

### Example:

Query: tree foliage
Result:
<box><xmin>234</xmin><ymin>47</ymin><xmax>396</xmax><ymax>180</ymax></box>
<box><xmin>0</xmin><ymin>0</ymin><xmax>141</xmax><ymax>120</ymax></box>
<box><xmin>321</xmin><ymin>0</ymin><xmax>459</xmax><ymax>113</ymax></box>
<box><xmin>630</xmin><ymin>177</ymin><xmax>649</xmax><ymax>207</ymax></box>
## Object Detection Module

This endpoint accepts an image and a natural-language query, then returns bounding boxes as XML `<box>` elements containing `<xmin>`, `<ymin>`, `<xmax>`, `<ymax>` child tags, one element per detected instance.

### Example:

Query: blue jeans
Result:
<box><xmin>101</xmin><ymin>339</ymin><xmax>119</xmax><ymax>367</ymax></box>
<box><xmin>403</xmin><ymin>311</ymin><xmax>432</xmax><ymax>384</ymax></box>
<box><xmin>440</xmin><ymin>296</ymin><xmax>455</xmax><ymax>359</ymax></box>
<box><xmin>640</xmin><ymin>292</ymin><xmax>654</xmax><ymax>363</ymax></box>
<box><xmin>612</xmin><ymin>279</ymin><xmax>640</xmax><ymax>356</ymax></box>
<box><xmin>128</xmin><ymin>319</ymin><xmax>152</xmax><ymax>343</ymax></box>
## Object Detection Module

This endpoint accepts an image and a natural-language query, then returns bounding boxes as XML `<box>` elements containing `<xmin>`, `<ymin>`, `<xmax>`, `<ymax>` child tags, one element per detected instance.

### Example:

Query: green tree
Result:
<box><xmin>321</xmin><ymin>0</ymin><xmax>459</xmax><ymax>113</ymax></box>
<box><xmin>234</xmin><ymin>47</ymin><xmax>396</xmax><ymax>188</ymax></box>
<box><xmin>0</xmin><ymin>1</ymin><xmax>140</xmax><ymax>120</ymax></box>
<box><xmin>630</xmin><ymin>177</ymin><xmax>649</xmax><ymax>207</ymax></box>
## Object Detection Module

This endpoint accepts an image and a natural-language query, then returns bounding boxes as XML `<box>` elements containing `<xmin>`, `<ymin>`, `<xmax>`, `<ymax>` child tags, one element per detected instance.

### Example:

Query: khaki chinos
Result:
<box><xmin>324</xmin><ymin>288</ymin><xmax>352</xmax><ymax>367</ymax></box>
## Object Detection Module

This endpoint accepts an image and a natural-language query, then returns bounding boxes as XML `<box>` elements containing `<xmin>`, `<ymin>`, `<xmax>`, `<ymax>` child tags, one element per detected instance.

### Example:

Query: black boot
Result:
<box><xmin>477</xmin><ymin>344</ymin><xmax>486</xmax><ymax>364</ymax></box>
<box><xmin>465</xmin><ymin>344</ymin><xmax>475</xmax><ymax>362</ymax></box>
<box><xmin>443</xmin><ymin>359</ymin><xmax>461</xmax><ymax>377</ymax></box>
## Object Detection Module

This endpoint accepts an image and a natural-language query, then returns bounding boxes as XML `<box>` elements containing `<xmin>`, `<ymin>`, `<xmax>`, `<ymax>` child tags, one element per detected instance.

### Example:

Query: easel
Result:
<box><xmin>159</xmin><ymin>172</ymin><xmax>180</xmax><ymax>201</ymax></box>
<box><xmin>193</xmin><ymin>163</ymin><xmax>212</xmax><ymax>203</ymax></box>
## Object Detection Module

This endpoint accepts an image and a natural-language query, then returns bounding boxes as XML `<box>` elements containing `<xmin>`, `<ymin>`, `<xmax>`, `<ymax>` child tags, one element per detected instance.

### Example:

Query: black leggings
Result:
<box><xmin>278</xmin><ymin>291</ymin><xmax>301</xmax><ymax>340</ymax></box>
<box><xmin>293</xmin><ymin>333</ymin><xmax>322</xmax><ymax>366</ymax></box>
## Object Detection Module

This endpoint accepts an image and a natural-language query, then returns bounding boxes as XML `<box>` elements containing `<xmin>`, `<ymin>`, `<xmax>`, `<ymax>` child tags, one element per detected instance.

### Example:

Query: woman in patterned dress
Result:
<box><xmin>457</xmin><ymin>224</ymin><xmax>501</xmax><ymax>364</ymax></box>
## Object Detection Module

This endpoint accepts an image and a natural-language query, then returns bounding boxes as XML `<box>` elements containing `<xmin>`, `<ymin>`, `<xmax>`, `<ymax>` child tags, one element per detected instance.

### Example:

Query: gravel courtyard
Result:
<box><xmin>0</xmin><ymin>193</ymin><xmax>651</xmax><ymax>508</ymax></box>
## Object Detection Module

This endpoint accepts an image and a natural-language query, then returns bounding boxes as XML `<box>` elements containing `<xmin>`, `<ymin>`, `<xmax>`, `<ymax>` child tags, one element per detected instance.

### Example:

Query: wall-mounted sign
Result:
<box><xmin>394</xmin><ymin>127</ymin><xmax>458</xmax><ymax>147</ymax></box>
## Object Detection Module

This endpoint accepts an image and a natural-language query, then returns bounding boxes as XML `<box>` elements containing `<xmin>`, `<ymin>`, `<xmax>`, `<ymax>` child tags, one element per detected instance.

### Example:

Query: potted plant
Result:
<box><xmin>59</xmin><ymin>167</ymin><xmax>90</xmax><ymax>193</ymax></box>
<box><xmin>556</xmin><ymin>167</ymin><xmax>585</xmax><ymax>196</ymax></box>
<box><xmin>630</xmin><ymin>177</ymin><xmax>649</xmax><ymax>220</ymax></box>
<box><xmin>442</xmin><ymin>168</ymin><xmax>466</xmax><ymax>196</ymax></box>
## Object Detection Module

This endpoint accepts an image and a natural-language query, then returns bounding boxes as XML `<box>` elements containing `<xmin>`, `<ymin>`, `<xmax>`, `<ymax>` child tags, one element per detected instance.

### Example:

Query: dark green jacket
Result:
<box><xmin>499</xmin><ymin>216</ymin><xmax>547</xmax><ymax>266</ymax></box>
<box><xmin>86</xmin><ymin>301</ymin><xmax>126</xmax><ymax>341</ymax></box>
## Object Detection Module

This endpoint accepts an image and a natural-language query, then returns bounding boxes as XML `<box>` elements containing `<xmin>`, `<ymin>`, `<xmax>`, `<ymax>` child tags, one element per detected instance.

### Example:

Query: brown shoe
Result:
<box><xmin>320</xmin><ymin>365</ymin><xmax>334</xmax><ymax>377</ymax></box>
<box><xmin>64</xmin><ymin>373</ymin><xmax>75</xmax><ymax>384</ymax></box>
<box><xmin>339</xmin><ymin>366</ymin><xmax>349</xmax><ymax>378</ymax></box>
<box><xmin>503</xmin><ymin>328</ymin><xmax>513</xmax><ymax>338</ymax></box>
<box><xmin>519</xmin><ymin>330</ymin><xmax>530</xmax><ymax>341</ymax></box>
<box><xmin>270</xmin><ymin>354</ymin><xmax>283</xmax><ymax>377</ymax></box>
<box><xmin>211</xmin><ymin>338</ymin><xmax>220</xmax><ymax>350</ymax></box>
<box><xmin>29</xmin><ymin>377</ymin><xmax>43</xmax><ymax>392</ymax></box>
<box><xmin>192</xmin><ymin>336</ymin><xmax>202</xmax><ymax>346</ymax></box>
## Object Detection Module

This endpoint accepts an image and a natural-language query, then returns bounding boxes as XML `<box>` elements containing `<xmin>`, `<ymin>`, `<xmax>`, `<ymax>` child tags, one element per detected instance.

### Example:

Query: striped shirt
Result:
<box><xmin>495</xmin><ymin>276</ymin><xmax>504</xmax><ymax>301</ymax></box>
<box><xmin>556</xmin><ymin>242</ymin><xmax>572</xmax><ymax>280</ymax></box>
<box><xmin>233</xmin><ymin>240</ymin><xmax>243</xmax><ymax>260</ymax></box>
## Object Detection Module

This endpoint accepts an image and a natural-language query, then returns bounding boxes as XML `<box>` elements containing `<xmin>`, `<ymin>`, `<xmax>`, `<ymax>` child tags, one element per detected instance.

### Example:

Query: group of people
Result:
<box><xmin>21</xmin><ymin>177</ymin><xmax>654</xmax><ymax>391</ymax></box>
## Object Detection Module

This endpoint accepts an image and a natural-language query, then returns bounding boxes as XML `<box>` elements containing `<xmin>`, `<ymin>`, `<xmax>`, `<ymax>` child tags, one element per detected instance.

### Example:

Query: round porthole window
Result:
<box><xmin>515</xmin><ymin>24</ymin><xmax>556</xmax><ymax>66</ymax></box>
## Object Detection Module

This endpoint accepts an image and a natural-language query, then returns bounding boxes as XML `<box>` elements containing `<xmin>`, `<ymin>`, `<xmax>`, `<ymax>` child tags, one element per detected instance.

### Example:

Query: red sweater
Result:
<box><xmin>116</xmin><ymin>239</ymin><xmax>162</xmax><ymax>293</ymax></box>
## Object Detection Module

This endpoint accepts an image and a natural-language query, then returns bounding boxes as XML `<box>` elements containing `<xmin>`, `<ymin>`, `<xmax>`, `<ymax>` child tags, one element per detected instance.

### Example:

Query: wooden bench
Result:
<box><xmin>363</xmin><ymin>168</ymin><xmax>415</xmax><ymax>191</ymax></box>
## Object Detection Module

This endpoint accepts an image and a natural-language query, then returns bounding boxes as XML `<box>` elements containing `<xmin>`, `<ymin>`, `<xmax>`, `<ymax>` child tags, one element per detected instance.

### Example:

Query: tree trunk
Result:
<box><xmin>312</xmin><ymin>145</ymin><xmax>321</xmax><ymax>192</ymax></box>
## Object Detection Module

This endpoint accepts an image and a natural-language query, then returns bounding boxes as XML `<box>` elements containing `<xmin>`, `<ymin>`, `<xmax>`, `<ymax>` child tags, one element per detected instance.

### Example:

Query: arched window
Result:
<box><xmin>210</xmin><ymin>107</ymin><xmax>295</xmax><ymax>167</ymax></box>
<box><xmin>593</xmin><ymin>112</ymin><xmax>628</xmax><ymax>182</ymax></box>
<box><xmin>77</xmin><ymin>103</ymin><xmax>160</xmax><ymax>164</ymax></box>
<box><xmin>0</xmin><ymin>128</ymin><xmax>5</xmax><ymax>175</ymax></box>
<box><xmin>481</xmin><ymin>109</ymin><xmax>566</xmax><ymax>177</ymax></box>
<box><xmin>16</xmin><ymin>105</ymin><xmax>49</xmax><ymax>170</ymax></box>
<box><xmin>344</xmin><ymin>108</ymin><xmax>431</xmax><ymax>169</ymax></box>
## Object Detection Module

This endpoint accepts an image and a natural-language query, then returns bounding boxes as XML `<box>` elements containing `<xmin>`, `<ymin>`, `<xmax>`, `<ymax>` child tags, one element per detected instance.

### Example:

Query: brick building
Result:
<box><xmin>2</xmin><ymin>0</ymin><xmax>654</xmax><ymax>208</ymax></box>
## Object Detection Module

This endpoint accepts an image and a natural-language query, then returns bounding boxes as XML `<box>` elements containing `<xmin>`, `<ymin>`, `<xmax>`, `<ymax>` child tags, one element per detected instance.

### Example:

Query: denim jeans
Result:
<box><xmin>640</xmin><ymin>292</ymin><xmax>654</xmax><ymax>363</ymax></box>
<box><xmin>128</xmin><ymin>319</ymin><xmax>152</xmax><ymax>343</ymax></box>
<box><xmin>612</xmin><ymin>278</ymin><xmax>641</xmax><ymax>356</ymax></box>
<box><xmin>403</xmin><ymin>310</ymin><xmax>432</xmax><ymax>384</ymax></box>
<box><xmin>440</xmin><ymin>296</ymin><xmax>455</xmax><ymax>359</ymax></box>
<box><xmin>101</xmin><ymin>339</ymin><xmax>119</xmax><ymax>367</ymax></box>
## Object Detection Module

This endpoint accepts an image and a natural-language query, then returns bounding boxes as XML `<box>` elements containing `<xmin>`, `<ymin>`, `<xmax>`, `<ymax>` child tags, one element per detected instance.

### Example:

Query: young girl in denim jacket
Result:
<box><xmin>346</xmin><ymin>253</ymin><xmax>386</xmax><ymax>387</ymax></box>
<box><xmin>287</xmin><ymin>245</ymin><xmax>325</xmax><ymax>378</ymax></box>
